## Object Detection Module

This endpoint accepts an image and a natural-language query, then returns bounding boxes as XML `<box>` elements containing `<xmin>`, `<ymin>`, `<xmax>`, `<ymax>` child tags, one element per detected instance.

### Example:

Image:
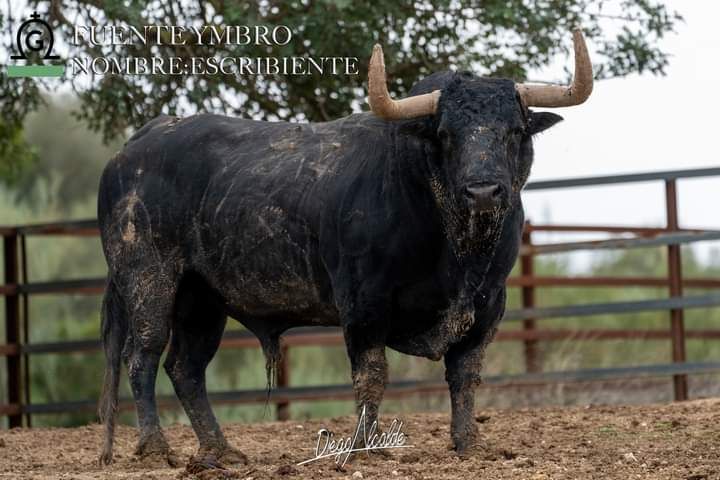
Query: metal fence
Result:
<box><xmin>3</xmin><ymin>166</ymin><xmax>720</xmax><ymax>428</ymax></box>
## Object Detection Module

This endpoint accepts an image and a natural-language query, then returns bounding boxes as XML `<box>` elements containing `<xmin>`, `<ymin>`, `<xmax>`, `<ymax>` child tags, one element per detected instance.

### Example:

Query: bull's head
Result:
<box><xmin>367</xmin><ymin>30</ymin><xmax>592</xmax><ymax>221</ymax></box>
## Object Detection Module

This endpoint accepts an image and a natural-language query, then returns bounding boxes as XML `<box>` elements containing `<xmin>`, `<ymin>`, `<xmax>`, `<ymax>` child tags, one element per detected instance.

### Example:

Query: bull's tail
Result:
<box><xmin>98</xmin><ymin>278</ymin><xmax>127</xmax><ymax>466</ymax></box>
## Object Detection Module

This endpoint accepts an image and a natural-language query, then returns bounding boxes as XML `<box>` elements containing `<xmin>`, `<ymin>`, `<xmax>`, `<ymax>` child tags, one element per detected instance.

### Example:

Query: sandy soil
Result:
<box><xmin>1</xmin><ymin>398</ymin><xmax>719</xmax><ymax>480</ymax></box>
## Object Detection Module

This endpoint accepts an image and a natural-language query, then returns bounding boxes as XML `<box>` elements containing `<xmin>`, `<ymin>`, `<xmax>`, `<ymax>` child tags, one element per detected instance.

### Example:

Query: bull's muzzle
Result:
<box><xmin>463</xmin><ymin>182</ymin><xmax>508</xmax><ymax>212</ymax></box>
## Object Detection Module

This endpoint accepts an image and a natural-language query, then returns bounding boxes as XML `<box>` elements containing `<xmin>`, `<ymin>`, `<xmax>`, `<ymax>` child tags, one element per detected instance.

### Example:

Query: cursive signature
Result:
<box><xmin>297</xmin><ymin>405</ymin><xmax>413</xmax><ymax>467</ymax></box>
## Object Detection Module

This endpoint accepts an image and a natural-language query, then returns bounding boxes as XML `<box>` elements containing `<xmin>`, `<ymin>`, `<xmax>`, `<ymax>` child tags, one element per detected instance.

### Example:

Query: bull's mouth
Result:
<box><xmin>467</xmin><ymin>195</ymin><xmax>508</xmax><ymax>235</ymax></box>
<box><xmin>448</xmin><ymin>204</ymin><xmax>507</xmax><ymax>265</ymax></box>
<box><xmin>429</xmin><ymin>174</ymin><xmax>510</xmax><ymax>260</ymax></box>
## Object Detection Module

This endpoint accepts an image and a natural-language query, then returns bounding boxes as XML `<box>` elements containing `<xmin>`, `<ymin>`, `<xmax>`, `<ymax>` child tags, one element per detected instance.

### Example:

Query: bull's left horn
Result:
<box><xmin>367</xmin><ymin>44</ymin><xmax>441</xmax><ymax>120</ymax></box>
<box><xmin>515</xmin><ymin>29</ymin><xmax>594</xmax><ymax>108</ymax></box>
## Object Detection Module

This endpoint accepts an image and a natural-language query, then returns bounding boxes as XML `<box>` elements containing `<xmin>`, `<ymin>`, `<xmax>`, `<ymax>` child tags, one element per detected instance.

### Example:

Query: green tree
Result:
<box><xmin>11</xmin><ymin>95</ymin><xmax>124</xmax><ymax>214</ymax></box>
<box><xmin>1</xmin><ymin>0</ymin><xmax>681</xmax><ymax>179</ymax></box>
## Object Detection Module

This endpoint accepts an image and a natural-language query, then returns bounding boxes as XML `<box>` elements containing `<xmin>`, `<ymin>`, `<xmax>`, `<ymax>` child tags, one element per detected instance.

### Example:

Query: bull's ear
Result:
<box><xmin>528</xmin><ymin>112</ymin><xmax>563</xmax><ymax>135</ymax></box>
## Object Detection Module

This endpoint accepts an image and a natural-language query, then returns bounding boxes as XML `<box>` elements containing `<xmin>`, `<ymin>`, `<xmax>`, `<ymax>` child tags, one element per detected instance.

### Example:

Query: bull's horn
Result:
<box><xmin>367</xmin><ymin>44</ymin><xmax>441</xmax><ymax>120</ymax></box>
<box><xmin>515</xmin><ymin>29</ymin><xmax>593</xmax><ymax>108</ymax></box>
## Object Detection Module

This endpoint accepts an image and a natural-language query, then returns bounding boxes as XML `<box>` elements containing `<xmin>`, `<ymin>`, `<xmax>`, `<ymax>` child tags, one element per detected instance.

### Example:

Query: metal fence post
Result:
<box><xmin>3</xmin><ymin>231</ymin><xmax>23</xmax><ymax>427</ymax></box>
<box><xmin>665</xmin><ymin>179</ymin><xmax>688</xmax><ymax>401</ymax></box>
<box><xmin>20</xmin><ymin>234</ymin><xmax>31</xmax><ymax>427</ymax></box>
<box><xmin>276</xmin><ymin>344</ymin><xmax>290</xmax><ymax>420</ymax></box>
<box><xmin>521</xmin><ymin>222</ymin><xmax>540</xmax><ymax>373</ymax></box>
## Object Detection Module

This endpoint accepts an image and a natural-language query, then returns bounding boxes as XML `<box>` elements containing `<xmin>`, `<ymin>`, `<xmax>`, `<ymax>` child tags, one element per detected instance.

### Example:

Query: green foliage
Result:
<box><xmin>9</xmin><ymin>96</ymin><xmax>124</xmax><ymax>213</ymax></box>
<box><xmin>0</xmin><ymin>0</ymin><xmax>681</xmax><ymax>155</ymax></box>
<box><xmin>0</xmin><ymin>95</ymin><xmax>123</xmax><ymax>217</ymax></box>
<box><xmin>0</xmin><ymin>119</ymin><xmax>37</xmax><ymax>186</ymax></box>
<box><xmin>0</xmin><ymin>2</ymin><xmax>45</xmax><ymax>183</ymax></box>
<box><xmin>0</xmin><ymin>72</ymin><xmax>42</xmax><ymax>186</ymax></box>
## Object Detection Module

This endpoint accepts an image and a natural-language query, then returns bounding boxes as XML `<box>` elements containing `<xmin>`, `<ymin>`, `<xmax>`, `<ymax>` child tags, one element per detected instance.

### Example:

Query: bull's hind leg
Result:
<box><xmin>120</xmin><ymin>268</ymin><xmax>180</xmax><ymax>466</ymax></box>
<box><xmin>164</xmin><ymin>273</ymin><xmax>247</xmax><ymax>469</ymax></box>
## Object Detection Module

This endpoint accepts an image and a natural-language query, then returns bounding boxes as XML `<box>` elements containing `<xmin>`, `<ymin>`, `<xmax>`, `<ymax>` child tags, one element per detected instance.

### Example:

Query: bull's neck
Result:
<box><xmin>381</xmin><ymin>122</ymin><xmax>441</xmax><ymax>216</ymax></box>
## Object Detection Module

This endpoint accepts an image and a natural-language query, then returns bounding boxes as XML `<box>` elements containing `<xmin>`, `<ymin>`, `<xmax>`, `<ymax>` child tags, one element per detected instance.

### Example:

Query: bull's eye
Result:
<box><xmin>437</xmin><ymin>127</ymin><xmax>449</xmax><ymax>141</ymax></box>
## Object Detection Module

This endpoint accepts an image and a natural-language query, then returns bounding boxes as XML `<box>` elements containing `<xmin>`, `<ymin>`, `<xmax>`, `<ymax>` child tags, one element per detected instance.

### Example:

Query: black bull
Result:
<box><xmin>97</xmin><ymin>73</ymin><xmax>566</xmax><ymax>467</ymax></box>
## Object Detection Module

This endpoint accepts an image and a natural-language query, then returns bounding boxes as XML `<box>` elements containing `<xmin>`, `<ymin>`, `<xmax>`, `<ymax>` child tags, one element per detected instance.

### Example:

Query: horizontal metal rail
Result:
<box><xmin>525</xmin><ymin>224</ymin><xmax>717</xmax><ymax>235</ymax></box>
<box><xmin>6</xmin><ymin>327</ymin><xmax>720</xmax><ymax>358</ymax></box>
<box><xmin>0</xmin><ymin>293</ymin><xmax>717</xmax><ymax>356</ymax></box>
<box><xmin>0</xmin><ymin>219</ymin><xmax>99</xmax><ymax>237</ymax></box>
<box><xmin>2</xmin><ymin>231</ymin><xmax>717</xmax><ymax>287</ymax></box>
<box><xmin>0</xmin><ymin>277</ymin><xmax>106</xmax><ymax>296</ymax></box>
<box><xmin>5</xmin><ymin>361</ymin><xmax>719</xmax><ymax>416</ymax></box>
<box><xmin>504</xmin><ymin>293</ymin><xmax>720</xmax><ymax>321</ymax></box>
<box><xmin>0</xmin><ymin>221</ymin><xmax>714</xmax><ymax>239</ymax></box>
<box><xmin>507</xmin><ymin>275</ymin><xmax>720</xmax><ymax>289</ymax></box>
<box><xmin>521</xmin><ymin>231</ymin><xmax>720</xmax><ymax>255</ymax></box>
<box><xmin>524</xmin><ymin>166</ymin><xmax>720</xmax><ymax>190</ymax></box>
<box><xmin>5</xmin><ymin>273</ymin><xmax>720</xmax><ymax>299</ymax></box>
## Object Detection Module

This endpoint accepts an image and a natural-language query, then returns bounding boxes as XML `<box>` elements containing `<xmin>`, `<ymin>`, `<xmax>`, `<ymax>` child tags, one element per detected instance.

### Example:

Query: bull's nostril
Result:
<box><xmin>466</xmin><ymin>185</ymin><xmax>499</xmax><ymax>198</ymax></box>
<box><xmin>464</xmin><ymin>183</ymin><xmax>504</xmax><ymax>211</ymax></box>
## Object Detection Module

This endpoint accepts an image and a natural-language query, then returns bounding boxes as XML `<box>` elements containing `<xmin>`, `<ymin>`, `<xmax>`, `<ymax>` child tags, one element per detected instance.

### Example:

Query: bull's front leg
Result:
<box><xmin>443</xmin><ymin>288</ymin><xmax>506</xmax><ymax>456</ymax></box>
<box><xmin>340</xmin><ymin>288</ymin><xmax>390</xmax><ymax>454</ymax></box>
<box><xmin>345</xmin><ymin>325</ymin><xmax>388</xmax><ymax>434</ymax></box>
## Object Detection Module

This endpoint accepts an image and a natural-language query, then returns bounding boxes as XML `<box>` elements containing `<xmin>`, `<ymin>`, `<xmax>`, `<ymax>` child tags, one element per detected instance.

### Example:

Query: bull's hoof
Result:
<box><xmin>455</xmin><ymin>444</ymin><xmax>480</xmax><ymax>459</ymax></box>
<box><xmin>186</xmin><ymin>454</ymin><xmax>225</xmax><ymax>473</ymax></box>
<box><xmin>98</xmin><ymin>448</ymin><xmax>113</xmax><ymax>466</ymax></box>
<box><xmin>217</xmin><ymin>445</ymin><xmax>248</xmax><ymax>466</ymax></box>
<box><xmin>452</xmin><ymin>435</ymin><xmax>482</xmax><ymax>459</ymax></box>
<box><xmin>188</xmin><ymin>445</ymin><xmax>248</xmax><ymax>472</ymax></box>
<box><xmin>134</xmin><ymin>430</ymin><xmax>181</xmax><ymax>467</ymax></box>
<box><xmin>136</xmin><ymin>449</ymin><xmax>182</xmax><ymax>468</ymax></box>
<box><xmin>453</xmin><ymin>440</ymin><xmax>497</xmax><ymax>461</ymax></box>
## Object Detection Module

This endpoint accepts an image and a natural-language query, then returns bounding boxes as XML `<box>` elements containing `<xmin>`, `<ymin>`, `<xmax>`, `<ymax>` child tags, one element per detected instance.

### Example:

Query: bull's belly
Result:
<box><xmin>216</xmin><ymin>270</ymin><xmax>335</xmax><ymax>322</ymax></box>
<box><xmin>194</xmin><ymin>229</ymin><xmax>336</xmax><ymax>323</ymax></box>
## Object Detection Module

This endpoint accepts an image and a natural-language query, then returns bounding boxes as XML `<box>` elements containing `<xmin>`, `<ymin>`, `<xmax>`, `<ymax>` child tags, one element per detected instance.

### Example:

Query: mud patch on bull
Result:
<box><xmin>248</xmin><ymin>206</ymin><xmax>286</xmax><ymax>247</ymax></box>
<box><xmin>270</xmin><ymin>138</ymin><xmax>298</xmax><ymax>151</ymax></box>
<box><xmin>120</xmin><ymin>191</ymin><xmax>141</xmax><ymax>244</ymax></box>
<box><xmin>121</xmin><ymin>221</ymin><xmax>136</xmax><ymax>243</ymax></box>
<box><xmin>398</xmin><ymin>295</ymin><xmax>476</xmax><ymax>360</ymax></box>
<box><xmin>161</xmin><ymin>116</ymin><xmax>183</xmax><ymax>133</ymax></box>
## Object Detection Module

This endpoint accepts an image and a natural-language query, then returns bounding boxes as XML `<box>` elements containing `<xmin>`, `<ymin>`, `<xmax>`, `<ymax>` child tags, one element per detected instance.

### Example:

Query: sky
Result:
<box><xmin>521</xmin><ymin>1</ymin><xmax>720</xmax><ymax>267</ymax></box>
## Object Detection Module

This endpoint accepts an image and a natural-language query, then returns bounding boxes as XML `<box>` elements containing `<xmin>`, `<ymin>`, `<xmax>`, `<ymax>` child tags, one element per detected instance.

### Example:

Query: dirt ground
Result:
<box><xmin>1</xmin><ymin>399</ymin><xmax>719</xmax><ymax>480</ymax></box>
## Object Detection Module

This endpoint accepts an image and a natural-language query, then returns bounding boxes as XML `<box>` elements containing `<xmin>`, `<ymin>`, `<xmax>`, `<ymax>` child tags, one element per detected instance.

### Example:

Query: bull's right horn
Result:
<box><xmin>367</xmin><ymin>44</ymin><xmax>441</xmax><ymax>120</ymax></box>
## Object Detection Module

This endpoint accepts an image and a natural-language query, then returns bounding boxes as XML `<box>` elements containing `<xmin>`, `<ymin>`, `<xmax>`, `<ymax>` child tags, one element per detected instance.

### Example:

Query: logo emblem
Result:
<box><xmin>7</xmin><ymin>12</ymin><xmax>64</xmax><ymax>78</ymax></box>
